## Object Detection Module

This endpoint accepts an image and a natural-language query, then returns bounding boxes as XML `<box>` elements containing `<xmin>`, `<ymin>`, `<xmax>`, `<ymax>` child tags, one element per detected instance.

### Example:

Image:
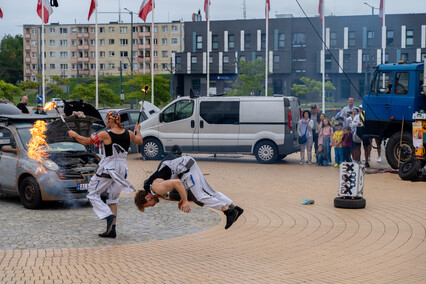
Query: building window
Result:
<box><xmin>239</xmin><ymin>55</ymin><xmax>246</xmax><ymax>62</ymax></box>
<box><xmin>71</xmin><ymin>27</ymin><xmax>77</xmax><ymax>34</ymax></box>
<box><xmin>362</xmin><ymin>53</ymin><xmax>370</xmax><ymax>63</ymax></box>
<box><xmin>120</xmin><ymin>39</ymin><xmax>128</xmax><ymax>45</ymax></box>
<box><xmin>349</xmin><ymin>31</ymin><xmax>356</xmax><ymax>47</ymax></box>
<box><xmin>176</xmin><ymin>56</ymin><xmax>181</xmax><ymax>71</ymax></box>
<box><xmin>171</xmin><ymin>38</ymin><xmax>178</xmax><ymax>45</ymax></box>
<box><xmin>386</xmin><ymin>30</ymin><xmax>394</xmax><ymax>46</ymax></box>
<box><xmin>31</xmin><ymin>29</ymin><xmax>37</xmax><ymax>34</ymax></box>
<box><xmin>120</xmin><ymin>27</ymin><xmax>128</xmax><ymax>33</ymax></box>
<box><xmin>223</xmin><ymin>55</ymin><xmax>229</xmax><ymax>64</ymax></box>
<box><xmin>99</xmin><ymin>39</ymin><xmax>105</xmax><ymax>45</ymax></box>
<box><xmin>344</xmin><ymin>54</ymin><xmax>351</xmax><ymax>71</ymax></box>
<box><xmin>171</xmin><ymin>25</ymin><xmax>178</xmax><ymax>32</ymax></box>
<box><xmin>154</xmin><ymin>26</ymin><xmax>158</xmax><ymax>33</ymax></box>
<box><xmin>50</xmin><ymin>64</ymin><xmax>55</xmax><ymax>70</ymax></box>
<box><xmin>60</xmin><ymin>64</ymin><xmax>68</xmax><ymax>70</ymax></box>
<box><xmin>60</xmin><ymin>52</ymin><xmax>68</xmax><ymax>58</ymax></box>
<box><xmin>49</xmin><ymin>52</ymin><xmax>55</xmax><ymax>58</ymax></box>
<box><xmin>273</xmin><ymin>55</ymin><xmax>280</xmax><ymax>69</ymax></box>
<box><xmin>49</xmin><ymin>40</ymin><xmax>55</xmax><ymax>46</ymax></box>
<box><xmin>244</xmin><ymin>33</ymin><xmax>251</xmax><ymax>50</ymax></box>
<box><xmin>59</xmin><ymin>40</ymin><xmax>68</xmax><ymax>46</ymax></box>
<box><xmin>292</xmin><ymin>59</ymin><xmax>306</xmax><ymax>73</ymax></box>
<box><xmin>162</xmin><ymin>51</ymin><xmax>168</xmax><ymax>58</ymax></box>
<box><xmin>406</xmin><ymin>29</ymin><xmax>414</xmax><ymax>46</ymax></box>
<box><xmin>109</xmin><ymin>51</ymin><xmax>115</xmax><ymax>57</ymax></box>
<box><xmin>99</xmin><ymin>27</ymin><xmax>105</xmax><ymax>33</ymax></box>
<box><xmin>90</xmin><ymin>51</ymin><xmax>95</xmax><ymax>58</ymax></box>
<box><xmin>100</xmin><ymin>51</ymin><xmax>105</xmax><ymax>58</ymax></box>
<box><xmin>278</xmin><ymin>33</ymin><xmax>285</xmax><ymax>48</ymax></box>
<box><xmin>100</xmin><ymin>64</ymin><xmax>105</xmax><ymax>70</ymax></box>
<box><xmin>72</xmin><ymin>40</ymin><xmax>77</xmax><ymax>46</ymax></box>
<box><xmin>109</xmin><ymin>27</ymin><xmax>115</xmax><ymax>32</ymax></box>
<box><xmin>49</xmin><ymin>28</ymin><xmax>55</xmax><ymax>33</ymax></box>
<box><xmin>325</xmin><ymin>54</ymin><xmax>332</xmax><ymax>71</ymax></box>
<box><xmin>162</xmin><ymin>26</ymin><xmax>168</xmax><ymax>33</ymax></box>
<box><xmin>90</xmin><ymin>27</ymin><xmax>95</xmax><ymax>34</ymax></box>
<box><xmin>192</xmin><ymin>79</ymin><xmax>201</xmax><ymax>93</ymax></box>
<box><xmin>154</xmin><ymin>38</ymin><xmax>158</xmax><ymax>45</ymax></box>
<box><xmin>162</xmin><ymin>63</ymin><xmax>168</xmax><ymax>70</ymax></box>
<box><xmin>154</xmin><ymin>63</ymin><xmax>158</xmax><ymax>70</ymax></box>
<box><xmin>132</xmin><ymin>39</ymin><xmax>138</xmax><ymax>45</ymax></box>
<box><xmin>228</xmin><ymin>34</ymin><xmax>235</xmax><ymax>49</ymax></box>
<box><xmin>196</xmin><ymin>35</ymin><xmax>202</xmax><ymax>50</ymax></box>
<box><xmin>59</xmin><ymin>28</ymin><xmax>68</xmax><ymax>34</ymax></box>
<box><xmin>330</xmin><ymin>32</ymin><xmax>337</xmax><ymax>47</ymax></box>
<box><xmin>261</xmin><ymin>34</ymin><xmax>266</xmax><ymax>50</ymax></box>
<box><xmin>367</xmin><ymin>31</ymin><xmax>374</xmax><ymax>47</ymax></box>
<box><xmin>132</xmin><ymin>26</ymin><xmax>138</xmax><ymax>33</ymax></box>
<box><xmin>162</xmin><ymin>38</ymin><xmax>168</xmax><ymax>45</ymax></box>
<box><xmin>32</xmin><ymin>64</ymin><xmax>37</xmax><ymax>70</ymax></box>
<box><xmin>154</xmin><ymin>51</ymin><xmax>158</xmax><ymax>57</ymax></box>
<box><xmin>292</xmin><ymin>33</ymin><xmax>306</xmax><ymax>47</ymax></box>
<box><xmin>401</xmin><ymin>53</ymin><xmax>408</xmax><ymax>61</ymax></box>
<box><xmin>120</xmin><ymin>51</ymin><xmax>129</xmax><ymax>57</ymax></box>
<box><xmin>191</xmin><ymin>56</ymin><xmax>197</xmax><ymax>70</ymax></box>
<box><xmin>90</xmin><ymin>39</ymin><xmax>95</xmax><ymax>45</ymax></box>
<box><xmin>109</xmin><ymin>39</ymin><xmax>115</xmax><ymax>45</ymax></box>
<box><xmin>212</xmin><ymin>35</ymin><xmax>218</xmax><ymax>50</ymax></box>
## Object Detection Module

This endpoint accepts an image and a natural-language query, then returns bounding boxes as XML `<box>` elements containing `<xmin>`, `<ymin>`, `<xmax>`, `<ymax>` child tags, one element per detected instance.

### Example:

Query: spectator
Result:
<box><xmin>333</xmin><ymin>122</ymin><xmax>344</xmax><ymax>167</ymax></box>
<box><xmin>34</xmin><ymin>103</ymin><xmax>47</xmax><ymax>115</ymax></box>
<box><xmin>17</xmin><ymin>95</ymin><xmax>30</xmax><ymax>114</ymax></box>
<box><xmin>342</xmin><ymin>126</ymin><xmax>353</xmax><ymax>162</ymax></box>
<box><xmin>358</xmin><ymin>105</ymin><xmax>371</xmax><ymax>167</ymax></box>
<box><xmin>316</xmin><ymin>113</ymin><xmax>326</xmax><ymax>133</ymax></box>
<box><xmin>310</xmin><ymin>105</ymin><xmax>320</xmax><ymax>153</ymax></box>
<box><xmin>298</xmin><ymin>110</ymin><xmax>314</xmax><ymax>165</ymax></box>
<box><xmin>374</xmin><ymin>138</ymin><xmax>382</xmax><ymax>163</ymax></box>
<box><xmin>316</xmin><ymin>144</ymin><xmax>328</xmax><ymax>166</ymax></box>
<box><xmin>350</xmin><ymin>108</ymin><xmax>362</xmax><ymax>163</ymax></box>
<box><xmin>335</xmin><ymin>97</ymin><xmax>356</xmax><ymax>119</ymax></box>
<box><xmin>318</xmin><ymin>118</ymin><xmax>334</xmax><ymax>164</ymax></box>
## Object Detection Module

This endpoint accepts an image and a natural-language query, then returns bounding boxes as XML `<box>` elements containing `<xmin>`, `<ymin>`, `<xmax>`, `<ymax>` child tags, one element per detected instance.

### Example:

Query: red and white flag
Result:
<box><xmin>265</xmin><ymin>0</ymin><xmax>270</xmax><ymax>20</ymax></box>
<box><xmin>88</xmin><ymin>0</ymin><xmax>97</xmax><ymax>21</ymax></box>
<box><xmin>139</xmin><ymin>0</ymin><xmax>154</xmax><ymax>22</ymax></box>
<box><xmin>0</xmin><ymin>7</ymin><xmax>3</xmax><ymax>19</ymax></box>
<box><xmin>379</xmin><ymin>0</ymin><xmax>384</xmax><ymax>23</ymax></box>
<box><xmin>318</xmin><ymin>0</ymin><xmax>323</xmax><ymax>24</ymax></box>
<box><xmin>37</xmin><ymin>0</ymin><xmax>53</xmax><ymax>24</ymax></box>
<box><xmin>204</xmin><ymin>0</ymin><xmax>210</xmax><ymax>21</ymax></box>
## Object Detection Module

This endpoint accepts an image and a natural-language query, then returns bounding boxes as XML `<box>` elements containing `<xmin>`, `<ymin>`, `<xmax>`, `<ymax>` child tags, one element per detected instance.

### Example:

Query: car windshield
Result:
<box><xmin>17</xmin><ymin>128</ymin><xmax>87</xmax><ymax>152</ymax></box>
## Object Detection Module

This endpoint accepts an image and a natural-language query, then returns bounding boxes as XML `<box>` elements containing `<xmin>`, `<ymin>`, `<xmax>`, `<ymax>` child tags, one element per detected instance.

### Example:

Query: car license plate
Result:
<box><xmin>77</xmin><ymin>183</ymin><xmax>89</xmax><ymax>191</ymax></box>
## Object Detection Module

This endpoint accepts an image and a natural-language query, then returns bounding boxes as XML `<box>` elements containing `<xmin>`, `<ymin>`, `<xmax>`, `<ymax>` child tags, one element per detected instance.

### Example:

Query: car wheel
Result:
<box><xmin>278</xmin><ymin>154</ymin><xmax>287</xmax><ymax>160</ymax></box>
<box><xmin>385</xmin><ymin>132</ymin><xmax>414</xmax><ymax>169</ymax></box>
<box><xmin>398</xmin><ymin>158</ymin><xmax>421</xmax><ymax>180</ymax></box>
<box><xmin>19</xmin><ymin>176</ymin><xmax>42</xmax><ymax>209</ymax></box>
<box><xmin>142</xmin><ymin>138</ymin><xmax>164</xmax><ymax>160</ymax></box>
<box><xmin>254</xmin><ymin>140</ymin><xmax>278</xmax><ymax>164</ymax></box>
<box><xmin>334</xmin><ymin>197</ymin><xmax>366</xmax><ymax>209</ymax></box>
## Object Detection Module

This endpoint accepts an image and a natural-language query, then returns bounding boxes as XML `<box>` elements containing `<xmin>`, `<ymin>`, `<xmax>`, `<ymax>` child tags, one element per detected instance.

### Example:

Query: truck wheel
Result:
<box><xmin>398</xmin><ymin>158</ymin><xmax>421</xmax><ymax>180</ymax></box>
<box><xmin>334</xmin><ymin>197</ymin><xmax>366</xmax><ymax>209</ymax></box>
<box><xmin>385</xmin><ymin>132</ymin><xmax>414</xmax><ymax>169</ymax></box>
<box><xmin>19</xmin><ymin>176</ymin><xmax>42</xmax><ymax>209</ymax></box>
<box><xmin>142</xmin><ymin>138</ymin><xmax>163</xmax><ymax>160</ymax></box>
<box><xmin>254</xmin><ymin>140</ymin><xmax>278</xmax><ymax>164</ymax></box>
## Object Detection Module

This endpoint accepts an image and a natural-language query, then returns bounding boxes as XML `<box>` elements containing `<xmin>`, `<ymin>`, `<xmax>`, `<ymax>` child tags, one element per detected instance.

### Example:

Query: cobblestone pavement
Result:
<box><xmin>0</xmin><ymin>152</ymin><xmax>425</xmax><ymax>283</ymax></box>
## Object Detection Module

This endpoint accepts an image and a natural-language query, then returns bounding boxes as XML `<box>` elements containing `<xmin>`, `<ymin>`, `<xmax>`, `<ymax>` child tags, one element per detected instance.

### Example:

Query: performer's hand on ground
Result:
<box><xmin>68</xmin><ymin>130</ymin><xmax>77</xmax><ymax>138</ymax></box>
<box><xmin>178</xmin><ymin>200</ymin><xmax>191</xmax><ymax>213</ymax></box>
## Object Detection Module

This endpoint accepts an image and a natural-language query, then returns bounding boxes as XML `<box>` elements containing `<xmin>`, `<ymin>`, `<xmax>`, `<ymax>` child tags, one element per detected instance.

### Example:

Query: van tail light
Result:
<box><xmin>288</xmin><ymin>110</ymin><xmax>293</xmax><ymax>130</ymax></box>
<box><xmin>299</xmin><ymin>108</ymin><xmax>302</xmax><ymax>119</ymax></box>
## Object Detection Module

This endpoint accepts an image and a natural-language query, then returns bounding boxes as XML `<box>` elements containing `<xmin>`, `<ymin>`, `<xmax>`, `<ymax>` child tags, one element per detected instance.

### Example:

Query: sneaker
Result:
<box><xmin>224</xmin><ymin>208</ymin><xmax>238</xmax><ymax>229</ymax></box>
<box><xmin>234</xmin><ymin>206</ymin><xmax>244</xmax><ymax>222</ymax></box>
<box><xmin>377</xmin><ymin>157</ymin><xmax>382</xmax><ymax>163</ymax></box>
<box><xmin>334</xmin><ymin>163</ymin><xmax>339</xmax><ymax>167</ymax></box>
<box><xmin>308</xmin><ymin>161</ymin><xmax>312</xmax><ymax>165</ymax></box>
<box><xmin>365</xmin><ymin>162</ymin><xmax>370</xmax><ymax>168</ymax></box>
<box><xmin>299</xmin><ymin>161</ymin><xmax>304</xmax><ymax>165</ymax></box>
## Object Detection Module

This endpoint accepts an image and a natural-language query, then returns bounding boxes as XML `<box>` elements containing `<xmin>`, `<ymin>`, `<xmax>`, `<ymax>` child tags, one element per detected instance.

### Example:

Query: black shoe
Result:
<box><xmin>99</xmin><ymin>225</ymin><xmax>117</xmax><ymax>238</ymax></box>
<box><xmin>234</xmin><ymin>206</ymin><xmax>244</xmax><ymax>222</ymax></box>
<box><xmin>100</xmin><ymin>214</ymin><xmax>116</xmax><ymax>236</ymax></box>
<box><xmin>224</xmin><ymin>208</ymin><xmax>238</xmax><ymax>230</ymax></box>
<box><xmin>365</xmin><ymin>162</ymin><xmax>370</xmax><ymax>168</ymax></box>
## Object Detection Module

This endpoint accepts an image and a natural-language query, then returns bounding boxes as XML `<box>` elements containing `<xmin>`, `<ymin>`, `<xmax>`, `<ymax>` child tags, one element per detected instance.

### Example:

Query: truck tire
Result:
<box><xmin>142</xmin><ymin>138</ymin><xmax>164</xmax><ymax>160</ymax></box>
<box><xmin>254</xmin><ymin>140</ymin><xmax>278</xmax><ymax>164</ymax></box>
<box><xmin>385</xmin><ymin>132</ymin><xmax>414</xmax><ymax>169</ymax></box>
<box><xmin>334</xmin><ymin>197</ymin><xmax>366</xmax><ymax>209</ymax></box>
<box><xmin>398</xmin><ymin>158</ymin><xmax>421</xmax><ymax>180</ymax></box>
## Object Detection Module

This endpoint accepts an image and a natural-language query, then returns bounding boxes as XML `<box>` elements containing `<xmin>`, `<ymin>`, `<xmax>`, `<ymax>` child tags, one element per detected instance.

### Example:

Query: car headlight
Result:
<box><xmin>43</xmin><ymin>159</ymin><xmax>59</xmax><ymax>171</ymax></box>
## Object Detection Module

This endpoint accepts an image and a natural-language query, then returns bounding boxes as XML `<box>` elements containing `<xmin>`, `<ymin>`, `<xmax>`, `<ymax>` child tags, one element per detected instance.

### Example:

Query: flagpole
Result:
<box><xmin>321</xmin><ymin>1</ymin><xmax>325</xmax><ymax>114</ymax></box>
<box><xmin>95</xmin><ymin>6</ymin><xmax>99</xmax><ymax>109</ymax></box>
<box><xmin>41</xmin><ymin>2</ymin><xmax>46</xmax><ymax>106</ymax></box>
<box><xmin>151</xmin><ymin>0</ymin><xmax>155</xmax><ymax>104</ymax></box>
<box><xmin>206</xmin><ymin>1</ymin><xmax>210</xmax><ymax>96</ymax></box>
<box><xmin>381</xmin><ymin>0</ymin><xmax>386</xmax><ymax>88</ymax></box>
<box><xmin>265</xmin><ymin>2</ymin><xmax>268</xmax><ymax>97</ymax></box>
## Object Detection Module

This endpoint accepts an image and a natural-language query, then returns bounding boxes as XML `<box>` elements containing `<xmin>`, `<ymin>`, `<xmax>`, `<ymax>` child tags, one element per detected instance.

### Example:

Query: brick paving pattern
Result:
<box><xmin>0</xmin><ymin>152</ymin><xmax>425</xmax><ymax>283</ymax></box>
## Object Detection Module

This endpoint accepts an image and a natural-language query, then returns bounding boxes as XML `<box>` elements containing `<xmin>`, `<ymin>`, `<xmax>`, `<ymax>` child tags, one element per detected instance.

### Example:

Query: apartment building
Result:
<box><xmin>23</xmin><ymin>21</ymin><xmax>184</xmax><ymax>82</ymax></box>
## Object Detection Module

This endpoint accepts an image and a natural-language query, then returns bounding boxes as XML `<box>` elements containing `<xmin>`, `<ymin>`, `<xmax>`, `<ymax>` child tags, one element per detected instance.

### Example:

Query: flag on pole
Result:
<box><xmin>88</xmin><ymin>0</ymin><xmax>97</xmax><ymax>21</ymax></box>
<box><xmin>37</xmin><ymin>0</ymin><xmax>53</xmax><ymax>24</ymax></box>
<box><xmin>265</xmin><ymin>0</ymin><xmax>270</xmax><ymax>20</ymax></box>
<box><xmin>204</xmin><ymin>0</ymin><xmax>210</xmax><ymax>20</ymax></box>
<box><xmin>318</xmin><ymin>0</ymin><xmax>323</xmax><ymax>24</ymax></box>
<box><xmin>379</xmin><ymin>0</ymin><xmax>384</xmax><ymax>23</ymax></box>
<box><xmin>0</xmin><ymin>7</ymin><xmax>3</xmax><ymax>19</ymax></box>
<box><xmin>139</xmin><ymin>0</ymin><xmax>154</xmax><ymax>22</ymax></box>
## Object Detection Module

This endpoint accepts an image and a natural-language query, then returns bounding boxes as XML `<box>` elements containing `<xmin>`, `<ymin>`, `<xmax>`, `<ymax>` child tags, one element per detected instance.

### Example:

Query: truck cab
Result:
<box><xmin>360</xmin><ymin>61</ymin><xmax>426</xmax><ymax>169</ymax></box>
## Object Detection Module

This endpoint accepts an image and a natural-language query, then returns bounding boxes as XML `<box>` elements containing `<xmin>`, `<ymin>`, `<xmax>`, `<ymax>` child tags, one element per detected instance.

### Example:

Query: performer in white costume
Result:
<box><xmin>69</xmin><ymin>111</ymin><xmax>143</xmax><ymax>238</ymax></box>
<box><xmin>135</xmin><ymin>148</ymin><xmax>244</xmax><ymax>229</ymax></box>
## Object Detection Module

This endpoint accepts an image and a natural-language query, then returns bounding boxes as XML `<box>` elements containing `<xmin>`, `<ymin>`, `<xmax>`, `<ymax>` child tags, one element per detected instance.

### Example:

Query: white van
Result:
<box><xmin>140</xmin><ymin>96</ymin><xmax>301</xmax><ymax>163</ymax></box>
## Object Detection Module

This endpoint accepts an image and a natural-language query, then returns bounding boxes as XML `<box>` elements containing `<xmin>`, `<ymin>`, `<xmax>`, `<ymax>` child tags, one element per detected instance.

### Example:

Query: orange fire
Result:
<box><xmin>43</xmin><ymin>102</ymin><xmax>56</xmax><ymax>111</ymax></box>
<box><xmin>28</xmin><ymin>120</ymin><xmax>50</xmax><ymax>173</ymax></box>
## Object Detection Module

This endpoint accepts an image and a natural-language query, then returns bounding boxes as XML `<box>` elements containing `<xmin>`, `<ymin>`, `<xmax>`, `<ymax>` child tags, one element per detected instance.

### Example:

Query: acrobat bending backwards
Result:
<box><xmin>135</xmin><ymin>155</ymin><xmax>244</xmax><ymax>229</ymax></box>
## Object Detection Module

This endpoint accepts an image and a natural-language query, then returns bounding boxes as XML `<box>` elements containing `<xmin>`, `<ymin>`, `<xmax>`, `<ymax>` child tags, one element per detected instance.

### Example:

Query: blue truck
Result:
<box><xmin>360</xmin><ymin>60</ymin><xmax>426</xmax><ymax>169</ymax></box>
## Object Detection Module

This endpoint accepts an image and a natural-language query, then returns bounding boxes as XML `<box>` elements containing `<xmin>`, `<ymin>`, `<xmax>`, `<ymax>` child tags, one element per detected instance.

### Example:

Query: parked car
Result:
<box><xmin>0</xmin><ymin>106</ymin><xmax>101</xmax><ymax>209</ymax></box>
<box><xmin>0</xmin><ymin>101</ymin><xmax>21</xmax><ymax>115</ymax></box>
<box><xmin>139</xmin><ymin>96</ymin><xmax>301</xmax><ymax>163</ymax></box>
<box><xmin>50</xmin><ymin>98</ymin><xmax>64</xmax><ymax>108</ymax></box>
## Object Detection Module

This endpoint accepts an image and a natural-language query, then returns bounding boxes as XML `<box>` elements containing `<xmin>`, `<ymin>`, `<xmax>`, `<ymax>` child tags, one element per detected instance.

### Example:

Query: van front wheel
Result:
<box><xmin>254</xmin><ymin>141</ymin><xmax>278</xmax><ymax>164</ymax></box>
<box><xmin>142</xmin><ymin>138</ymin><xmax>164</xmax><ymax>160</ymax></box>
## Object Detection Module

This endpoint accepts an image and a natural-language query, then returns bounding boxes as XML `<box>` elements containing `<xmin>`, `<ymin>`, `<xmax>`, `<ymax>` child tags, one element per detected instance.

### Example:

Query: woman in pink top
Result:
<box><xmin>318</xmin><ymin>118</ymin><xmax>334</xmax><ymax>164</ymax></box>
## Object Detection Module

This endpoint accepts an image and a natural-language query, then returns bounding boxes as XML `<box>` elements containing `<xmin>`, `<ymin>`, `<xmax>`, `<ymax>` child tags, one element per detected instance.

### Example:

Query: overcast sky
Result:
<box><xmin>0</xmin><ymin>0</ymin><xmax>425</xmax><ymax>37</ymax></box>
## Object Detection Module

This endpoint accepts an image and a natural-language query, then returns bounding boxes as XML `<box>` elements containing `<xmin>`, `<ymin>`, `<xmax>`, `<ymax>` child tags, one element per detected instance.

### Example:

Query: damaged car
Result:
<box><xmin>0</xmin><ymin>102</ymin><xmax>103</xmax><ymax>209</ymax></box>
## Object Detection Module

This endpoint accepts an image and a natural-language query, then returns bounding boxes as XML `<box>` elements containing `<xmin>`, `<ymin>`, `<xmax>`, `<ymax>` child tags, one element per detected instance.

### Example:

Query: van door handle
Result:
<box><xmin>200</xmin><ymin>120</ymin><xmax>204</xmax><ymax>128</ymax></box>
<box><xmin>385</xmin><ymin>104</ymin><xmax>390</xmax><ymax>108</ymax></box>
<box><xmin>191</xmin><ymin>120</ymin><xmax>195</xmax><ymax>128</ymax></box>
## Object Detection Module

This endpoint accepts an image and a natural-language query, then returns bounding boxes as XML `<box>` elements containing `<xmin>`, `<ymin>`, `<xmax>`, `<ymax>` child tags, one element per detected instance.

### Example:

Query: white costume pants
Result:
<box><xmin>87</xmin><ymin>175</ymin><xmax>123</xmax><ymax>220</ymax></box>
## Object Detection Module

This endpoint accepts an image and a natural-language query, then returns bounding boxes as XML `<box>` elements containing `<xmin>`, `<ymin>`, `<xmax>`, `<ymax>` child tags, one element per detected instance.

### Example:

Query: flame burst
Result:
<box><xmin>28</xmin><ymin>120</ymin><xmax>50</xmax><ymax>173</ymax></box>
<box><xmin>43</xmin><ymin>102</ymin><xmax>56</xmax><ymax>111</ymax></box>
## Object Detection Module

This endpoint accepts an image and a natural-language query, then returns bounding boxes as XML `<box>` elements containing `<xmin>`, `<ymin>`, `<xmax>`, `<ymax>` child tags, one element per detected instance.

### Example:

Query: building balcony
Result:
<box><xmin>24</xmin><ymin>34</ymin><xmax>31</xmax><ymax>39</ymax></box>
<box><xmin>25</xmin><ymin>58</ymin><xmax>32</xmax><ymax>63</ymax></box>
<box><xmin>138</xmin><ymin>44</ymin><xmax>151</xmax><ymax>50</ymax></box>
<box><xmin>77</xmin><ymin>57</ymin><xmax>89</xmax><ymax>62</ymax></box>
<box><xmin>77</xmin><ymin>33</ymin><xmax>89</xmax><ymax>38</ymax></box>
<box><xmin>77</xmin><ymin>45</ymin><xmax>90</xmax><ymax>50</ymax></box>
<box><xmin>25</xmin><ymin>45</ymin><xmax>31</xmax><ymax>51</ymax></box>
<box><xmin>138</xmin><ymin>32</ymin><xmax>151</xmax><ymax>38</ymax></box>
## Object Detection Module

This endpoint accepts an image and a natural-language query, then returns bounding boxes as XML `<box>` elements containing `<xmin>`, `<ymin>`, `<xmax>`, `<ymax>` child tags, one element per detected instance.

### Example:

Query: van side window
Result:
<box><xmin>394</xmin><ymin>72</ymin><xmax>409</xmax><ymax>95</ymax></box>
<box><xmin>0</xmin><ymin>128</ymin><xmax>16</xmax><ymax>150</ymax></box>
<box><xmin>200</xmin><ymin>101</ymin><xmax>240</xmax><ymax>124</ymax></box>
<box><xmin>371</xmin><ymin>71</ymin><xmax>392</xmax><ymax>94</ymax></box>
<box><xmin>162</xmin><ymin>100</ymin><xmax>194</xmax><ymax>123</ymax></box>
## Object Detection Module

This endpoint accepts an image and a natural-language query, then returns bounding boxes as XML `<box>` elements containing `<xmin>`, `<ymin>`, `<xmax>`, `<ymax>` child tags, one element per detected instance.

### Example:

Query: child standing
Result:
<box><xmin>318</xmin><ymin>118</ymin><xmax>334</xmax><ymax>164</ymax></box>
<box><xmin>316</xmin><ymin>144</ymin><xmax>328</xmax><ymax>166</ymax></box>
<box><xmin>333</xmin><ymin>123</ymin><xmax>344</xmax><ymax>167</ymax></box>
<box><xmin>342</xmin><ymin>126</ymin><xmax>353</xmax><ymax>162</ymax></box>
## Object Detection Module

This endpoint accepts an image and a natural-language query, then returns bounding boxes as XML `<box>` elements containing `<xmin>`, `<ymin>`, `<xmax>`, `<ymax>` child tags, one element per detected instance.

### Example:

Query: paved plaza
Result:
<box><xmin>0</xmin><ymin>152</ymin><xmax>425</xmax><ymax>283</ymax></box>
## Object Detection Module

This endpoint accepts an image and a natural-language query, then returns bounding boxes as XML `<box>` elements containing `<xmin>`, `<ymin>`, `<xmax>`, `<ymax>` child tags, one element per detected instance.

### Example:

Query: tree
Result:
<box><xmin>0</xmin><ymin>80</ymin><xmax>22</xmax><ymax>101</ymax></box>
<box><xmin>291</xmin><ymin>77</ymin><xmax>336</xmax><ymax>101</ymax></box>
<box><xmin>123</xmin><ymin>74</ymin><xmax>171</xmax><ymax>107</ymax></box>
<box><xmin>0</xmin><ymin>35</ymin><xmax>23</xmax><ymax>84</ymax></box>
<box><xmin>70</xmin><ymin>83</ymin><xmax>121</xmax><ymax>107</ymax></box>
<box><xmin>228</xmin><ymin>59</ymin><xmax>272</xmax><ymax>96</ymax></box>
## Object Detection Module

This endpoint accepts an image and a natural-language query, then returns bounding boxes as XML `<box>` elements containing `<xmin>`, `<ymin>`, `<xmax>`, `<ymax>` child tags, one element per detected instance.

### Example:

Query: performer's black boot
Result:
<box><xmin>234</xmin><ymin>206</ymin><xmax>244</xmax><ymax>222</ymax></box>
<box><xmin>99</xmin><ymin>214</ymin><xmax>116</xmax><ymax>238</ymax></box>
<box><xmin>224</xmin><ymin>208</ymin><xmax>238</xmax><ymax>229</ymax></box>
<box><xmin>99</xmin><ymin>225</ymin><xmax>116</xmax><ymax>238</ymax></box>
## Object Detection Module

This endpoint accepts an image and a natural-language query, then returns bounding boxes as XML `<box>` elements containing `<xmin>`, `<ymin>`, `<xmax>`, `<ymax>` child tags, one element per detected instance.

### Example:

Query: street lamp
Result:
<box><xmin>363</xmin><ymin>2</ymin><xmax>378</xmax><ymax>16</ymax></box>
<box><xmin>124</xmin><ymin>8</ymin><xmax>135</xmax><ymax>108</ymax></box>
